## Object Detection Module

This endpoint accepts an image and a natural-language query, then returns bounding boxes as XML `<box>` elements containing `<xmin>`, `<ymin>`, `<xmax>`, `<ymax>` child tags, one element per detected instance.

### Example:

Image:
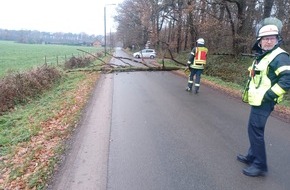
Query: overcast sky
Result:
<box><xmin>0</xmin><ymin>0</ymin><xmax>123</xmax><ymax>36</ymax></box>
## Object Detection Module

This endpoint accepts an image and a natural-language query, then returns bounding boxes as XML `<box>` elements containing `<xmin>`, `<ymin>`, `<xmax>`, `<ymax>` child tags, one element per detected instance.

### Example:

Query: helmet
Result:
<box><xmin>252</xmin><ymin>17</ymin><xmax>283</xmax><ymax>51</ymax></box>
<box><xmin>255</xmin><ymin>17</ymin><xmax>282</xmax><ymax>40</ymax></box>
<box><xmin>197</xmin><ymin>38</ymin><xmax>205</xmax><ymax>45</ymax></box>
<box><xmin>258</xmin><ymin>25</ymin><xmax>279</xmax><ymax>38</ymax></box>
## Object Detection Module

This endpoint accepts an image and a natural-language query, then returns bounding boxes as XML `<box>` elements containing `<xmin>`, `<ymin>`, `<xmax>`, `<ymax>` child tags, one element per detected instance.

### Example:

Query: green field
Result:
<box><xmin>0</xmin><ymin>40</ymin><xmax>102</xmax><ymax>77</ymax></box>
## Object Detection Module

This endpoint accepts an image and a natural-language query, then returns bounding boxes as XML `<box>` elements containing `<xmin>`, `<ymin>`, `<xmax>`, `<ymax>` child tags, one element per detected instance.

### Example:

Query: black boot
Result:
<box><xmin>243</xmin><ymin>165</ymin><xmax>267</xmax><ymax>177</ymax></box>
<box><xmin>185</xmin><ymin>87</ymin><xmax>192</xmax><ymax>92</ymax></box>
<box><xmin>237</xmin><ymin>154</ymin><xmax>252</xmax><ymax>165</ymax></box>
<box><xmin>194</xmin><ymin>87</ymin><xmax>199</xmax><ymax>94</ymax></box>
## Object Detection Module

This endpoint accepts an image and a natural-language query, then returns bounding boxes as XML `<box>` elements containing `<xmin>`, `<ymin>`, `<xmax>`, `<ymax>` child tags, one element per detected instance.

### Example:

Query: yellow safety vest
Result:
<box><xmin>248</xmin><ymin>47</ymin><xmax>286</xmax><ymax>106</ymax></box>
<box><xmin>190</xmin><ymin>47</ymin><xmax>208</xmax><ymax>69</ymax></box>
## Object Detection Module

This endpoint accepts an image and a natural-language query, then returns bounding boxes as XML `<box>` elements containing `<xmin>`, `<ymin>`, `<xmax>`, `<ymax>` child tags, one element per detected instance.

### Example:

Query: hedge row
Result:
<box><xmin>0</xmin><ymin>65</ymin><xmax>62</xmax><ymax>114</ymax></box>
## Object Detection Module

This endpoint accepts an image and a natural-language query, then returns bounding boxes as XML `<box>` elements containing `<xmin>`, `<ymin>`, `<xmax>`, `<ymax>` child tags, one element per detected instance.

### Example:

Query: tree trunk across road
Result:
<box><xmin>48</xmin><ymin>48</ymin><xmax>290</xmax><ymax>190</ymax></box>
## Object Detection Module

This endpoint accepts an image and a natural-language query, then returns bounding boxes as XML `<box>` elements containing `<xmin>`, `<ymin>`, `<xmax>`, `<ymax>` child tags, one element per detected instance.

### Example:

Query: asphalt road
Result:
<box><xmin>49</xmin><ymin>48</ymin><xmax>290</xmax><ymax>190</ymax></box>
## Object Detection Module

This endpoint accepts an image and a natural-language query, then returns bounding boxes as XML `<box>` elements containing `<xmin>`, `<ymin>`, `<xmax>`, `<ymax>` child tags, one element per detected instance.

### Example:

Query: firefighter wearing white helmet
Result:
<box><xmin>238</xmin><ymin>17</ymin><xmax>290</xmax><ymax>177</ymax></box>
<box><xmin>196</xmin><ymin>38</ymin><xmax>205</xmax><ymax>44</ymax></box>
<box><xmin>185</xmin><ymin>38</ymin><xmax>208</xmax><ymax>94</ymax></box>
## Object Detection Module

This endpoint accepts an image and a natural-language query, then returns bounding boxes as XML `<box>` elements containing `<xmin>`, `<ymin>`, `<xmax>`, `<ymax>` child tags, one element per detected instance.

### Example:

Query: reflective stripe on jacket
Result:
<box><xmin>248</xmin><ymin>47</ymin><xmax>287</xmax><ymax>106</ymax></box>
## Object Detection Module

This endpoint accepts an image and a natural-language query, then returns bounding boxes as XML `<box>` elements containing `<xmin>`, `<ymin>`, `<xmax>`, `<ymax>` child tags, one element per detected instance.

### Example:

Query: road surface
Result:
<box><xmin>48</xmin><ymin>48</ymin><xmax>290</xmax><ymax>190</ymax></box>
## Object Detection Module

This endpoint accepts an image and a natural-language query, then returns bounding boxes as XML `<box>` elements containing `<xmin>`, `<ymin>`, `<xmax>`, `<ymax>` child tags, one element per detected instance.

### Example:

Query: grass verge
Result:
<box><xmin>0</xmin><ymin>71</ymin><xmax>100</xmax><ymax>189</ymax></box>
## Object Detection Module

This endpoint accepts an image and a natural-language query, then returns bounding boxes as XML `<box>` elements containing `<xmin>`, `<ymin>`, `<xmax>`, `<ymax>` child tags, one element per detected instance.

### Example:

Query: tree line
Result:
<box><xmin>114</xmin><ymin>0</ymin><xmax>290</xmax><ymax>55</ymax></box>
<box><xmin>0</xmin><ymin>29</ymin><xmax>101</xmax><ymax>46</ymax></box>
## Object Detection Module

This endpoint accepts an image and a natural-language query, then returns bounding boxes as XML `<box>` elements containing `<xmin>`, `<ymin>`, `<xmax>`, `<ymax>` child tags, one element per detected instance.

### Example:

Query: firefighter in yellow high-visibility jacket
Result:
<box><xmin>237</xmin><ymin>17</ymin><xmax>290</xmax><ymax>177</ymax></box>
<box><xmin>185</xmin><ymin>38</ymin><xmax>208</xmax><ymax>94</ymax></box>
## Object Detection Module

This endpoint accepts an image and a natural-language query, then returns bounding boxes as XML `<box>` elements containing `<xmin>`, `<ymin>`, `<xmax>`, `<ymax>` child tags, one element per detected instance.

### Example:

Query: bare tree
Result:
<box><xmin>263</xmin><ymin>0</ymin><xmax>274</xmax><ymax>18</ymax></box>
<box><xmin>115</xmin><ymin>0</ymin><xmax>290</xmax><ymax>56</ymax></box>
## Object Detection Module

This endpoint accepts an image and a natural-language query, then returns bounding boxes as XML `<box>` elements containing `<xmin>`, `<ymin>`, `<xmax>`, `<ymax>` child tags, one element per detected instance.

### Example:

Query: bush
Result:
<box><xmin>64</xmin><ymin>52</ymin><xmax>103</xmax><ymax>69</ymax></box>
<box><xmin>205</xmin><ymin>55</ymin><xmax>252</xmax><ymax>86</ymax></box>
<box><xmin>64</xmin><ymin>56</ymin><xmax>95</xmax><ymax>69</ymax></box>
<box><xmin>0</xmin><ymin>65</ymin><xmax>62</xmax><ymax>114</ymax></box>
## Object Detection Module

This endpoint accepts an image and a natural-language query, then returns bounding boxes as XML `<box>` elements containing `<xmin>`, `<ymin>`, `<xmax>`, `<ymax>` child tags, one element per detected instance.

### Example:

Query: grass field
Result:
<box><xmin>0</xmin><ymin>40</ymin><xmax>108</xmax><ymax>188</ymax></box>
<box><xmin>0</xmin><ymin>40</ymin><xmax>102</xmax><ymax>77</ymax></box>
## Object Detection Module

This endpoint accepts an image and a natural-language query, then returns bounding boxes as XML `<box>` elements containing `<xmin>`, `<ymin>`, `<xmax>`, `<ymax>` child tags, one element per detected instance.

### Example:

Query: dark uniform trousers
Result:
<box><xmin>188</xmin><ymin>68</ymin><xmax>203</xmax><ymax>91</ymax></box>
<box><xmin>246</xmin><ymin>101</ymin><xmax>275</xmax><ymax>171</ymax></box>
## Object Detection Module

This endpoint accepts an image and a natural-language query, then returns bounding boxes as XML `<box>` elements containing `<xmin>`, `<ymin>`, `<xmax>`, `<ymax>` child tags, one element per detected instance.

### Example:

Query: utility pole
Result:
<box><xmin>104</xmin><ymin>4</ymin><xmax>116</xmax><ymax>56</ymax></box>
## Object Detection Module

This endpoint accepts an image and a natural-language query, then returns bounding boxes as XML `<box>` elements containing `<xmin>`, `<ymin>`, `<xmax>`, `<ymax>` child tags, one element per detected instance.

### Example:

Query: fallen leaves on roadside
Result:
<box><xmin>0</xmin><ymin>73</ymin><xmax>99</xmax><ymax>189</ymax></box>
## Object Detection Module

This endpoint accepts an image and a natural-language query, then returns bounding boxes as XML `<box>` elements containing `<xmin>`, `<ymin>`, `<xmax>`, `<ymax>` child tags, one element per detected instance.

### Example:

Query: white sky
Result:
<box><xmin>0</xmin><ymin>0</ymin><xmax>123</xmax><ymax>36</ymax></box>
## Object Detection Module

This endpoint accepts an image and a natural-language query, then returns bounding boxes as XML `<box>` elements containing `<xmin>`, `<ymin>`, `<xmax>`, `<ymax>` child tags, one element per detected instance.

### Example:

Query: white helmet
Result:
<box><xmin>252</xmin><ymin>17</ymin><xmax>283</xmax><ymax>51</ymax></box>
<box><xmin>258</xmin><ymin>24</ymin><xmax>279</xmax><ymax>38</ymax></box>
<box><xmin>196</xmin><ymin>38</ymin><xmax>205</xmax><ymax>45</ymax></box>
<box><xmin>255</xmin><ymin>17</ymin><xmax>282</xmax><ymax>40</ymax></box>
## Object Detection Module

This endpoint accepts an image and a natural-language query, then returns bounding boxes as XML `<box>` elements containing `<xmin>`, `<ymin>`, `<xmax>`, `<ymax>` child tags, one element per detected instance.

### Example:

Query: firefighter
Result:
<box><xmin>237</xmin><ymin>17</ymin><xmax>290</xmax><ymax>177</ymax></box>
<box><xmin>185</xmin><ymin>38</ymin><xmax>208</xmax><ymax>94</ymax></box>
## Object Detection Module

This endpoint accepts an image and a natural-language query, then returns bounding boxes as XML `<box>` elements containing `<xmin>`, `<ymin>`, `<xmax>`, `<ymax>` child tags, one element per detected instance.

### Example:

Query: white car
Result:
<box><xmin>133</xmin><ymin>49</ymin><xmax>156</xmax><ymax>59</ymax></box>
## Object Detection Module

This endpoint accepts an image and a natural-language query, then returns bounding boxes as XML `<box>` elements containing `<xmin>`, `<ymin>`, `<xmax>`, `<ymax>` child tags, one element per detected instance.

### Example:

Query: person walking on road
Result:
<box><xmin>237</xmin><ymin>17</ymin><xmax>290</xmax><ymax>177</ymax></box>
<box><xmin>185</xmin><ymin>38</ymin><xmax>208</xmax><ymax>94</ymax></box>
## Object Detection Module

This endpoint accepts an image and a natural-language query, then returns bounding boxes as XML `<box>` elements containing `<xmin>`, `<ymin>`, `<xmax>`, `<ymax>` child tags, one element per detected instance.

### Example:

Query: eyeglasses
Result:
<box><xmin>261</xmin><ymin>37</ymin><xmax>277</xmax><ymax>42</ymax></box>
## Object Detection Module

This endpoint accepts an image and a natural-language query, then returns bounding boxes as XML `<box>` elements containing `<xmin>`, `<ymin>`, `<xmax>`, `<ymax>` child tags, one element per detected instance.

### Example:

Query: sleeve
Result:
<box><xmin>187</xmin><ymin>47</ymin><xmax>196</xmax><ymax>65</ymax></box>
<box><xmin>264</xmin><ymin>53</ymin><xmax>290</xmax><ymax>101</ymax></box>
<box><xmin>275</xmin><ymin>53</ymin><xmax>290</xmax><ymax>91</ymax></box>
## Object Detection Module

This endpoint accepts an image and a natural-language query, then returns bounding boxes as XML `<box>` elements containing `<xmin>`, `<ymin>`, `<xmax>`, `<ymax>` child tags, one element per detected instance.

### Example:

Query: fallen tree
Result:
<box><xmin>74</xmin><ymin>49</ymin><xmax>185</xmax><ymax>74</ymax></box>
